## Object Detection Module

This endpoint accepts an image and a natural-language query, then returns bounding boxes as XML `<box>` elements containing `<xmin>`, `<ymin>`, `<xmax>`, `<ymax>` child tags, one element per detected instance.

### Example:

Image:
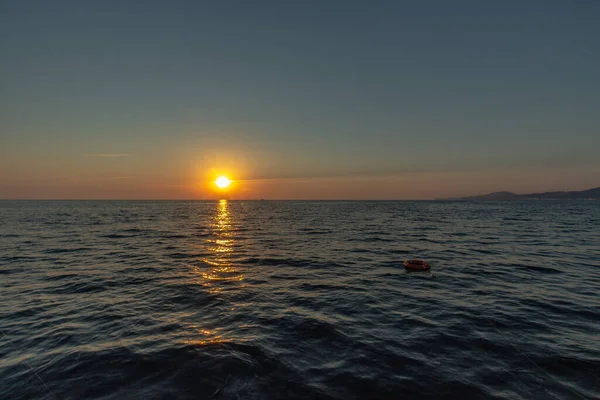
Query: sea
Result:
<box><xmin>1</xmin><ymin>200</ymin><xmax>599</xmax><ymax>400</ymax></box>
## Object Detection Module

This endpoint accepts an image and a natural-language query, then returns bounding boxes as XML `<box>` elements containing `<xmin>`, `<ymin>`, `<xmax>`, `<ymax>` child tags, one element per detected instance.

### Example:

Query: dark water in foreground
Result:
<box><xmin>1</xmin><ymin>200</ymin><xmax>599</xmax><ymax>400</ymax></box>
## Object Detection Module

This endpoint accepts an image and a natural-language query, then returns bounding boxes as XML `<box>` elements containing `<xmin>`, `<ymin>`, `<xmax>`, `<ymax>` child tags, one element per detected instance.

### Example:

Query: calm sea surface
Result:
<box><xmin>1</xmin><ymin>200</ymin><xmax>599</xmax><ymax>400</ymax></box>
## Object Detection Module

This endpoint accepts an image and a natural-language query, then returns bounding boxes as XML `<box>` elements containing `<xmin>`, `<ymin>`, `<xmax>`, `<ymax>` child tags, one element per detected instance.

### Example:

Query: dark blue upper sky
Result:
<box><xmin>1</xmin><ymin>1</ymin><xmax>599</xmax><ymax>198</ymax></box>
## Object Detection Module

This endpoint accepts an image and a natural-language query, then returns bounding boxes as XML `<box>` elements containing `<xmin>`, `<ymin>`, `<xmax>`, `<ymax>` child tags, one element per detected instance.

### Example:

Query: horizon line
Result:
<box><xmin>1</xmin><ymin>198</ymin><xmax>598</xmax><ymax>202</ymax></box>
<box><xmin>0</xmin><ymin>198</ymin><xmax>439</xmax><ymax>201</ymax></box>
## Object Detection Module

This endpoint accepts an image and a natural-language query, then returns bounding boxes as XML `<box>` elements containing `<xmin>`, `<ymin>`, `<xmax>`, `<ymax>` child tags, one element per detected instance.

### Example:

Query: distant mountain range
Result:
<box><xmin>442</xmin><ymin>187</ymin><xmax>600</xmax><ymax>200</ymax></box>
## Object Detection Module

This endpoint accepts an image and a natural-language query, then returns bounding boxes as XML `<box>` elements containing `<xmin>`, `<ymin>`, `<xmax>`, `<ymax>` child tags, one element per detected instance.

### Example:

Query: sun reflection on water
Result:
<box><xmin>186</xmin><ymin>200</ymin><xmax>245</xmax><ymax>345</ymax></box>
<box><xmin>182</xmin><ymin>326</ymin><xmax>224</xmax><ymax>346</ymax></box>
<box><xmin>200</xmin><ymin>200</ymin><xmax>244</xmax><ymax>292</ymax></box>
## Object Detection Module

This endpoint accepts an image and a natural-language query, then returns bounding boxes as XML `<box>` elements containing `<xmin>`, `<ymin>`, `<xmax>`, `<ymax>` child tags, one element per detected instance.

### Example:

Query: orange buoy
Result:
<box><xmin>403</xmin><ymin>259</ymin><xmax>431</xmax><ymax>271</ymax></box>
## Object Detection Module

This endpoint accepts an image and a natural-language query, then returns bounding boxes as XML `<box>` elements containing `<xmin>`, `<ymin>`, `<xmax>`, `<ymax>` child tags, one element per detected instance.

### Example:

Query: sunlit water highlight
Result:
<box><xmin>1</xmin><ymin>200</ymin><xmax>599</xmax><ymax>399</ymax></box>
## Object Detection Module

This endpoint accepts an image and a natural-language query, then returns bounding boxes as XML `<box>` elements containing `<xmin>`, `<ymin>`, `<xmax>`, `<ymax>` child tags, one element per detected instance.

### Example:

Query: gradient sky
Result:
<box><xmin>1</xmin><ymin>0</ymin><xmax>599</xmax><ymax>199</ymax></box>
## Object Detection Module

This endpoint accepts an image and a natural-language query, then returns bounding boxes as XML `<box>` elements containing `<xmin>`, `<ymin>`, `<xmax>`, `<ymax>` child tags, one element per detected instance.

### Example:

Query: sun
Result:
<box><xmin>215</xmin><ymin>176</ymin><xmax>231</xmax><ymax>189</ymax></box>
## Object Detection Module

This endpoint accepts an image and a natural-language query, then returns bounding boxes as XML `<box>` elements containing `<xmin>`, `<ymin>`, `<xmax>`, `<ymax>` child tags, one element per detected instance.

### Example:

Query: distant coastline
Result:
<box><xmin>440</xmin><ymin>187</ymin><xmax>600</xmax><ymax>200</ymax></box>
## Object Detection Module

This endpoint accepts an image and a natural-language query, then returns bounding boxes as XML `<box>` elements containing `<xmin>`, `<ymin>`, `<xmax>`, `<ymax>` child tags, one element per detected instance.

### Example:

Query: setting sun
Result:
<box><xmin>215</xmin><ymin>176</ymin><xmax>231</xmax><ymax>189</ymax></box>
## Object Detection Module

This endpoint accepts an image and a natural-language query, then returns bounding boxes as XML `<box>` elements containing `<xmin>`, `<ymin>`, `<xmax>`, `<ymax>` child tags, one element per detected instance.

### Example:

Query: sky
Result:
<box><xmin>1</xmin><ymin>0</ymin><xmax>599</xmax><ymax>199</ymax></box>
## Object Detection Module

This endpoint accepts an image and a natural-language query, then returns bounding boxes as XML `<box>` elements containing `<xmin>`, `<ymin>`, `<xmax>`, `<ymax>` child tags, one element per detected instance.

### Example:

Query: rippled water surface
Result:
<box><xmin>1</xmin><ymin>200</ymin><xmax>599</xmax><ymax>399</ymax></box>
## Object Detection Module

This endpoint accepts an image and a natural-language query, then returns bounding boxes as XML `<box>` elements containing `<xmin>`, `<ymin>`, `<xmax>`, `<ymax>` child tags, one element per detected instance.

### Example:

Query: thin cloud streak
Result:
<box><xmin>236</xmin><ymin>175</ymin><xmax>406</xmax><ymax>185</ymax></box>
<box><xmin>66</xmin><ymin>176</ymin><xmax>137</xmax><ymax>184</ymax></box>
<box><xmin>236</xmin><ymin>158</ymin><xmax>600</xmax><ymax>184</ymax></box>
<box><xmin>87</xmin><ymin>153</ymin><xmax>130</xmax><ymax>158</ymax></box>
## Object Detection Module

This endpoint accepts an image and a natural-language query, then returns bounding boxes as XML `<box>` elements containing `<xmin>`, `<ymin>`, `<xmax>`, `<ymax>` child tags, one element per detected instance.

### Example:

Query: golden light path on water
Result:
<box><xmin>186</xmin><ymin>199</ymin><xmax>244</xmax><ymax>346</ymax></box>
<box><xmin>202</xmin><ymin>199</ymin><xmax>243</xmax><ymax>289</ymax></box>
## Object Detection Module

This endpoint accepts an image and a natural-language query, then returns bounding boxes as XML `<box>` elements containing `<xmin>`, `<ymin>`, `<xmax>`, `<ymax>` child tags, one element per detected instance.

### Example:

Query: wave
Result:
<box><xmin>1</xmin><ymin>200</ymin><xmax>599</xmax><ymax>399</ymax></box>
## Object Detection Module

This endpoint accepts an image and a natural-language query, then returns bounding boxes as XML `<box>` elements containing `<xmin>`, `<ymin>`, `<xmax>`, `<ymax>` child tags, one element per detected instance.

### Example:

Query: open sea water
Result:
<box><xmin>1</xmin><ymin>200</ymin><xmax>599</xmax><ymax>400</ymax></box>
